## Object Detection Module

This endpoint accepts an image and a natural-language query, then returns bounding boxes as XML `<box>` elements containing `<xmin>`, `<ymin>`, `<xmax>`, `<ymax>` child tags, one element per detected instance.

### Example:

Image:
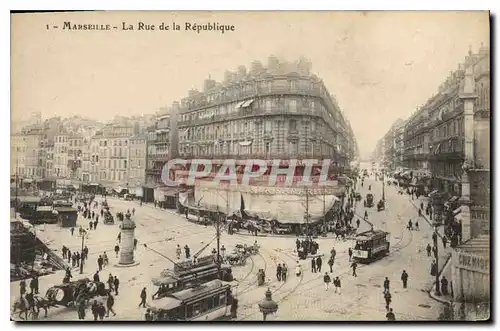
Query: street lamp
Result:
<box><xmin>382</xmin><ymin>173</ymin><xmax>386</xmax><ymax>201</ymax></box>
<box><xmin>80</xmin><ymin>230</ymin><xmax>86</xmax><ymax>274</ymax></box>
<box><xmin>258</xmin><ymin>288</ymin><xmax>278</xmax><ymax>321</ymax></box>
<box><xmin>432</xmin><ymin>225</ymin><xmax>441</xmax><ymax>296</ymax></box>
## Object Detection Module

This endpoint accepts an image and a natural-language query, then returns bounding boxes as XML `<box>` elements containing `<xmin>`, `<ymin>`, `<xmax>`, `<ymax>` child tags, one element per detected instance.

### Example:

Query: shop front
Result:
<box><xmin>451</xmin><ymin>236</ymin><xmax>490</xmax><ymax>320</ymax></box>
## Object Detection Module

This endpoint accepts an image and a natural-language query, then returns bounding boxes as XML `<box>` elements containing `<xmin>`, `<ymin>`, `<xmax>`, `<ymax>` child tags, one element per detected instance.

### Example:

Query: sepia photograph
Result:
<box><xmin>9</xmin><ymin>10</ymin><xmax>491</xmax><ymax>322</ymax></box>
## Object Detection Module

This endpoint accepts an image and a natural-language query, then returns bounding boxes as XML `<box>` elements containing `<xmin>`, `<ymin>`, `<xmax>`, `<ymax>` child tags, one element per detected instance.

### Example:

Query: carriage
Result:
<box><xmin>365</xmin><ymin>193</ymin><xmax>374</xmax><ymax>207</ymax></box>
<box><xmin>45</xmin><ymin>278</ymin><xmax>109</xmax><ymax>308</ymax></box>
<box><xmin>103</xmin><ymin>211</ymin><xmax>114</xmax><ymax>225</ymax></box>
<box><xmin>224</xmin><ymin>249</ymin><xmax>248</xmax><ymax>266</ymax></box>
<box><xmin>377</xmin><ymin>200</ymin><xmax>385</xmax><ymax>211</ymax></box>
<box><xmin>234</xmin><ymin>243</ymin><xmax>259</xmax><ymax>256</ymax></box>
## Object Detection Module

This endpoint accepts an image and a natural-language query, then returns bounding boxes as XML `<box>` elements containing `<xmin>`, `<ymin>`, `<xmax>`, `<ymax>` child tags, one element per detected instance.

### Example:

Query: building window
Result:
<box><xmin>265</xmin><ymin>100</ymin><xmax>272</xmax><ymax>112</ymax></box>
<box><xmin>289</xmin><ymin>100</ymin><xmax>297</xmax><ymax>112</ymax></box>
<box><xmin>265</xmin><ymin>142</ymin><xmax>270</xmax><ymax>154</ymax></box>
<box><xmin>289</xmin><ymin>119</ymin><xmax>297</xmax><ymax>132</ymax></box>
<box><xmin>124</xmin><ymin>160</ymin><xmax>127</xmax><ymax>168</ymax></box>
<box><xmin>264</xmin><ymin>120</ymin><xmax>272</xmax><ymax>133</ymax></box>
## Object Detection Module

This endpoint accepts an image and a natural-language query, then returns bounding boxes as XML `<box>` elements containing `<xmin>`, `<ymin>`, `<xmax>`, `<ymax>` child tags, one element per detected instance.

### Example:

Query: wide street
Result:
<box><xmin>11</xmin><ymin>174</ymin><xmax>451</xmax><ymax>321</ymax></box>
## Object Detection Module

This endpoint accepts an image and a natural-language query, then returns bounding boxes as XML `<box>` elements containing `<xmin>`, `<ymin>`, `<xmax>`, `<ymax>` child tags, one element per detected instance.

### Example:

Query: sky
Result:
<box><xmin>11</xmin><ymin>11</ymin><xmax>489</xmax><ymax>157</ymax></box>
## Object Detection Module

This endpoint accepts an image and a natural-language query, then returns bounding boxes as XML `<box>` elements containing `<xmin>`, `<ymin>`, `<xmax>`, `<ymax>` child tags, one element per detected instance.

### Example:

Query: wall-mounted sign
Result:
<box><xmin>457</xmin><ymin>252</ymin><xmax>490</xmax><ymax>274</ymax></box>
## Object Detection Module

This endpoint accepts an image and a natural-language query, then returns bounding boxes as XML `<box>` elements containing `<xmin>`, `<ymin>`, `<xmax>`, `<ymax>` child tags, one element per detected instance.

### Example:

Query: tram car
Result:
<box><xmin>152</xmin><ymin>261</ymin><xmax>233</xmax><ymax>300</ymax></box>
<box><xmin>149</xmin><ymin>279</ymin><xmax>237</xmax><ymax>321</ymax></box>
<box><xmin>352</xmin><ymin>230</ymin><xmax>390</xmax><ymax>263</ymax></box>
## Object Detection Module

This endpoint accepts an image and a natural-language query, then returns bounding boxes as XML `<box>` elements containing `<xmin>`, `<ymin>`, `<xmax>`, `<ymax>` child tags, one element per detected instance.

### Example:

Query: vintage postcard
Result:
<box><xmin>10</xmin><ymin>11</ymin><xmax>490</xmax><ymax>322</ymax></box>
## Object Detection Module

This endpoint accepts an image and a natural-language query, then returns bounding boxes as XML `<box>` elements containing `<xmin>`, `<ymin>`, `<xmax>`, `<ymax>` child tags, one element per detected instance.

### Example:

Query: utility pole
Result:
<box><xmin>322</xmin><ymin>186</ymin><xmax>326</xmax><ymax>231</ymax></box>
<box><xmin>305</xmin><ymin>187</ymin><xmax>310</xmax><ymax>236</ymax></box>
<box><xmin>382</xmin><ymin>173</ymin><xmax>386</xmax><ymax>201</ymax></box>
<box><xmin>80</xmin><ymin>230</ymin><xmax>85</xmax><ymax>274</ymax></box>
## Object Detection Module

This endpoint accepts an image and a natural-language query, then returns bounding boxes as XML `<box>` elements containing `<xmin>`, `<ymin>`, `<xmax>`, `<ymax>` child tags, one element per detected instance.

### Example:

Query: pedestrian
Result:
<box><xmin>441</xmin><ymin>276</ymin><xmax>449</xmax><ymax>295</ymax></box>
<box><xmin>84</xmin><ymin>246</ymin><xmax>89</xmax><ymax>261</ymax></box>
<box><xmin>276</xmin><ymin>264</ymin><xmax>282</xmax><ymax>282</ymax></box>
<box><xmin>96</xmin><ymin>215</ymin><xmax>99</xmax><ymax>223</ymax></box>
<box><xmin>316</xmin><ymin>255</ymin><xmax>322</xmax><ymax>272</ymax></box>
<box><xmin>139</xmin><ymin>287</ymin><xmax>147</xmax><ymax>308</ymax></box>
<box><xmin>33</xmin><ymin>276</ymin><xmax>39</xmax><ymax>294</ymax></box>
<box><xmin>113</xmin><ymin>276</ymin><xmax>120</xmax><ymax>296</ymax></box>
<box><xmin>295</xmin><ymin>261</ymin><xmax>302</xmax><ymax>277</ymax></box>
<box><xmin>106</xmin><ymin>293</ymin><xmax>117</xmax><ymax>317</ymax></box>
<box><xmin>184</xmin><ymin>245</ymin><xmax>191</xmax><ymax>259</ymax></box>
<box><xmin>281</xmin><ymin>263</ymin><xmax>288</xmax><ymax>282</ymax></box>
<box><xmin>383</xmin><ymin>277</ymin><xmax>390</xmax><ymax>294</ymax></box>
<box><xmin>132</xmin><ymin>208</ymin><xmax>135</xmax><ymax>216</ymax></box>
<box><xmin>77</xmin><ymin>300</ymin><xmax>86</xmax><ymax>320</ymax></box>
<box><xmin>311</xmin><ymin>257</ymin><xmax>317</xmax><ymax>273</ymax></box>
<box><xmin>351</xmin><ymin>261</ymin><xmax>358</xmax><ymax>277</ymax></box>
<box><xmin>356</xmin><ymin>218</ymin><xmax>360</xmax><ymax>228</ymax></box>
<box><xmin>20</xmin><ymin>280</ymin><xmax>26</xmax><ymax>296</ymax></box>
<box><xmin>408</xmin><ymin>219</ymin><xmax>413</xmax><ymax>231</ymax></box>
<box><xmin>145</xmin><ymin>308</ymin><xmax>153</xmax><ymax>321</ymax></box>
<box><xmin>432</xmin><ymin>231</ymin><xmax>438</xmax><ymax>243</ymax></box>
<box><xmin>76</xmin><ymin>251</ymin><xmax>81</xmax><ymax>267</ymax></box>
<box><xmin>330</xmin><ymin>248</ymin><xmax>336</xmax><ymax>260</ymax></box>
<box><xmin>442</xmin><ymin>236</ymin><xmax>448</xmax><ymax>249</ymax></box>
<box><xmin>101</xmin><ymin>209</ymin><xmax>104</xmax><ymax>217</ymax></box>
<box><xmin>103</xmin><ymin>252</ymin><xmax>109</xmax><ymax>266</ymax></box>
<box><xmin>62</xmin><ymin>245</ymin><xmax>67</xmax><ymax>259</ymax></box>
<box><xmin>91</xmin><ymin>300</ymin><xmax>99</xmax><ymax>321</ymax></box>
<box><xmin>93</xmin><ymin>271</ymin><xmax>100</xmax><ymax>282</ymax></box>
<box><xmin>134</xmin><ymin>239</ymin><xmax>138</xmax><ymax>250</ymax></box>
<box><xmin>93</xmin><ymin>220</ymin><xmax>98</xmax><ymax>230</ymax></box>
<box><xmin>328</xmin><ymin>256</ymin><xmax>334</xmax><ymax>273</ymax></box>
<box><xmin>426</xmin><ymin>244</ymin><xmax>432</xmax><ymax>257</ymax></box>
<box><xmin>415</xmin><ymin>220</ymin><xmax>419</xmax><ymax>231</ymax></box>
<box><xmin>386</xmin><ymin>308</ymin><xmax>396</xmax><ymax>321</ymax></box>
<box><xmin>97</xmin><ymin>255</ymin><xmax>104</xmax><ymax>271</ymax></box>
<box><xmin>97</xmin><ymin>302</ymin><xmax>106</xmax><ymax>320</ymax></box>
<box><xmin>334</xmin><ymin>276</ymin><xmax>341</xmax><ymax>294</ymax></box>
<box><xmin>384</xmin><ymin>291</ymin><xmax>392</xmax><ymax>310</ymax></box>
<box><xmin>107</xmin><ymin>273</ymin><xmax>114</xmax><ymax>291</ymax></box>
<box><xmin>71</xmin><ymin>253</ymin><xmax>76</xmax><ymax>267</ymax></box>
<box><xmin>401</xmin><ymin>270</ymin><xmax>408</xmax><ymax>289</ymax></box>
<box><xmin>71</xmin><ymin>227</ymin><xmax>75</xmax><ymax>236</ymax></box>
<box><xmin>89</xmin><ymin>220</ymin><xmax>93</xmax><ymax>230</ymax></box>
<box><xmin>323</xmin><ymin>272</ymin><xmax>331</xmax><ymax>291</ymax></box>
<box><xmin>92</xmin><ymin>211</ymin><xmax>95</xmax><ymax>219</ymax></box>
<box><xmin>176</xmin><ymin>245</ymin><xmax>182</xmax><ymax>259</ymax></box>
<box><xmin>29</xmin><ymin>277</ymin><xmax>36</xmax><ymax>294</ymax></box>
<box><xmin>348</xmin><ymin>247</ymin><xmax>353</xmax><ymax>262</ymax></box>
<box><xmin>432</xmin><ymin>245</ymin><xmax>438</xmax><ymax>259</ymax></box>
<box><xmin>114</xmin><ymin>244</ymin><xmax>120</xmax><ymax>258</ymax></box>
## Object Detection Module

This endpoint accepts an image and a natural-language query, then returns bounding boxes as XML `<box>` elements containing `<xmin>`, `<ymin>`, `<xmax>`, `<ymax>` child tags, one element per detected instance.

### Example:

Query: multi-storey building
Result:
<box><xmin>67</xmin><ymin>135</ymin><xmax>83</xmax><ymax>180</ymax></box>
<box><xmin>11</xmin><ymin>128</ymin><xmax>45</xmax><ymax>181</ymax></box>
<box><xmin>53</xmin><ymin>134</ymin><xmax>69</xmax><ymax>178</ymax></box>
<box><xmin>98</xmin><ymin>124</ymin><xmax>134</xmax><ymax>187</ymax></box>
<box><xmin>172</xmin><ymin>56</ymin><xmax>358</xmax><ymax>224</ymax></box>
<box><xmin>177</xmin><ymin>56</ymin><xmax>355</xmax><ymax>172</ymax></box>
<box><xmin>89</xmin><ymin>136</ymin><xmax>100</xmax><ymax>183</ymax></box>
<box><xmin>43</xmin><ymin>139</ymin><xmax>55</xmax><ymax>178</ymax></box>
<box><xmin>146</xmin><ymin>113</ymin><xmax>171</xmax><ymax>187</ymax></box>
<box><xmin>380</xmin><ymin>119</ymin><xmax>405</xmax><ymax>171</ymax></box>
<box><xmin>394</xmin><ymin>119</ymin><xmax>406</xmax><ymax>169</ymax></box>
<box><xmin>128</xmin><ymin>134</ymin><xmax>148</xmax><ymax>188</ymax></box>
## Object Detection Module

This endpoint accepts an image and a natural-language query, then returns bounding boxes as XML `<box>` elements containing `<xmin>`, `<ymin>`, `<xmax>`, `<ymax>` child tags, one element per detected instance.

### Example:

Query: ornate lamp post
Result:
<box><xmin>258</xmin><ymin>288</ymin><xmax>278</xmax><ymax>321</ymax></box>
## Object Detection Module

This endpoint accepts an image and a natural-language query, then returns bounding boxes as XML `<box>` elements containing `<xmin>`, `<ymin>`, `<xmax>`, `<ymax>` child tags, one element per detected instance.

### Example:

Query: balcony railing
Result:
<box><xmin>146</xmin><ymin>168</ymin><xmax>161</xmax><ymax>175</ymax></box>
<box><xmin>177</xmin><ymin>152</ymin><xmax>339</xmax><ymax>161</ymax></box>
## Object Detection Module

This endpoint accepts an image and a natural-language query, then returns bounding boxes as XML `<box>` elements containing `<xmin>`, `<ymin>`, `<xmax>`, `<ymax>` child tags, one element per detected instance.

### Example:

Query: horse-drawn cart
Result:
<box><xmin>224</xmin><ymin>250</ymin><xmax>248</xmax><ymax>266</ymax></box>
<box><xmin>45</xmin><ymin>278</ymin><xmax>109</xmax><ymax>308</ymax></box>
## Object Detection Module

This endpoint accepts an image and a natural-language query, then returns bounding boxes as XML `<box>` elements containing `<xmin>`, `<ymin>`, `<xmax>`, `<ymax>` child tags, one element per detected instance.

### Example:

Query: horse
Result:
<box><xmin>12</xmin><ymin>294</ymin><xmax>41</xmax><ymax>320</ymax></box>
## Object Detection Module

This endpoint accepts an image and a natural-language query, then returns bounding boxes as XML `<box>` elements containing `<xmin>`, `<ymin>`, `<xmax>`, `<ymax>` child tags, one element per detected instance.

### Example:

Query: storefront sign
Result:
<box><xmin>457</xmin><ymin>252</ymin><xmax>490</xmax><ymax>273</ymax></box>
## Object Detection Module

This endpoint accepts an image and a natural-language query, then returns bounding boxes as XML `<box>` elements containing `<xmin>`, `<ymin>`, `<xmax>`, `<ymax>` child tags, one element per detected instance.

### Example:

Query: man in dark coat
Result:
<box><xmin>113</xmin><ymin>276</ymin><xmax>120</xmax><ymax>296</ymax></box>
<box><xmin>91</xmin><ymin>300</ymin><xmax>99</xmax><ymax>321</ymax></box>
<box><xmin>441</xmin><ymin>276</ymin><xmax>449</xmax><ymax>295</ymax></box>
<box><xmin>383</xmin><ymin>277</ymin><xmax>390</xmax><ymax>293</ymax></box>
<box><xmin>97</xmin><ymin>255</ymin><xmax>104</xmax><ymax>271</ymax></box>
<box><xmin>106</xmin><ymin>293</ymin><xmax>117</xmax><ymax>317</ymax></box>
<box><xmin>97</xmin><ymin>302</ymin><xmax>106</xmax><ymax>320</ymax></box>
<box><xmin>386</xmin><ymin>308</ymin><xmax>396</xmax><ymax>321</ymax></box>
<box><xmin>384</xmin><ymin>291</ymin><xmax>392</xmax><ymax>310</ymax></box>
<box><xmin>316</xmin><ymin>256</ymin><xmax>322</xmax><ymax>273</ymax></box>
<box><xmin>351</xmin><ymin>262</ymin><xmax>358</xmax><ymax>277</ymax></box>
<box><xmin>77</xmin><ymin>300</ymin><xmax>86</xmax><ymax>320</ymax></box>
<box><xmin>93</xmin><ymin>271</ymin><xmax>100</xmax><ymax>282</ymax></box>
<box><xmin>311</xmin><ymin>257</ymin><xmax>316</xmax><ymax>273</ymax></box>
<box><xmin>276</xmin><ymin>264</ymin><xmax>282</xmax><ymax>282</ymax></box>
<box><xmin>139</xmin><ymin>288</ymin><xmax>147</xmax><ymax>308</ymax></box>
<box><xmin>401</xmin><ymin>270</ymin><xmax>409</xmax><ymax>288</ymax></box>
<box><xmin>348</xmin><ymin>248</ymin><xmax>353</xmax><ymax>262</ymax></box>
<box><xmin>328</xmin><ymin>256</ymin><xmax>334</xmax><ymax>273</ymax></box>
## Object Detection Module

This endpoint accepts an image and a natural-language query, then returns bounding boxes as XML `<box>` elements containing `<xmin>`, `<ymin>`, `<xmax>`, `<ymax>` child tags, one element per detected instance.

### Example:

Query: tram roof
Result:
<box><xmin>355</xmin><ymin>229</ymin><xmax>388</xmax><ymax>239</ymax></box>
<box><xmin>169</xmin><ymin>279</ymin><xmax>232</xmax><ymax>302</ymax></box>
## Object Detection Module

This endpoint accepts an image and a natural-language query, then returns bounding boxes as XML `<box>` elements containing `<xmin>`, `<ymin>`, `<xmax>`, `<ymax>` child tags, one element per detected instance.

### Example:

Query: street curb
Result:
<box><xmin>409</xmin><ymin>199</ymin><xmax>445</xmax><ymax>240</ymax></box>
<box><xmin>427</xmin><ymin>252</ymin><xmax>453</xmax><ymax>306</ymax></box>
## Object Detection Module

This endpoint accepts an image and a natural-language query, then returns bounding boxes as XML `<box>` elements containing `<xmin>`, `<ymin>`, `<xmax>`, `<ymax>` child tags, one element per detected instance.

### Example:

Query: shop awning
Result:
<box><xmin>241</xmin><ymin>99</ymin><xmax>254</xmax><ymax>108</ymax></box>
<box><xmin>235</xmin><ymin>101</ymin><xmax>246</xmax><ymax>108</ymax></box>
<box><xmin>239</xmin><ymin>141</ymin><xmax>253</xmax><ymax>147</ymax></box>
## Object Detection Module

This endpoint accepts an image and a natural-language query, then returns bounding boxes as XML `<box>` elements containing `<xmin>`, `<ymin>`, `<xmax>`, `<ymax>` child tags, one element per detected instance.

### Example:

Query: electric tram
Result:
<box><xmin>149</xmin><ymin>279</ymin><xmax>237</xmax><ymax>321</ymax></box>
<box><xmin>351</xmin><ymin>217</ymin><xmax>390</xmax><ymax>263</ymax></box>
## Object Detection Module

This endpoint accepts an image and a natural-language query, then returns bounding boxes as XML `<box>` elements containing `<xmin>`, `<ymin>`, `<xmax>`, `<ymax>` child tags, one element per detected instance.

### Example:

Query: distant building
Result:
<box><xmin>127</xmin><ymin>134</ymin><xmax>148</xmax><ymax>189</ymax></box>
<box><xmin>98</xmin><ymin>124</ymin><xmax>134</xmax><ymax>187</ymax></box>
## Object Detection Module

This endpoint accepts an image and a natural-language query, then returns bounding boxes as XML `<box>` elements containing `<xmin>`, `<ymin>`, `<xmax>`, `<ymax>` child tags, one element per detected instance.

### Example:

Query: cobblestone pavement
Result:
<box><xmin>11</xmin><ymin>175</ymin><xmax>449</xmax><ymax>321</ymax></box>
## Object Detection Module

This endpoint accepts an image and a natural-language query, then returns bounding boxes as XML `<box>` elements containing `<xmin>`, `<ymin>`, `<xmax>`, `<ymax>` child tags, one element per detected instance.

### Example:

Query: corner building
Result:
<box><xmin>174</xmin><ymin>56</ymin><xmax>358</xmax><ymax>225</ymax></box>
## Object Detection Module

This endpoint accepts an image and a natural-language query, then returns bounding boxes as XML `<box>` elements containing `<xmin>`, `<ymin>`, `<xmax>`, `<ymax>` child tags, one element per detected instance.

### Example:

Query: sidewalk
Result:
<box><xmin>410</xmin><ymin>195</ymin><xmax>454</xmax><ymax>307</ymax></box>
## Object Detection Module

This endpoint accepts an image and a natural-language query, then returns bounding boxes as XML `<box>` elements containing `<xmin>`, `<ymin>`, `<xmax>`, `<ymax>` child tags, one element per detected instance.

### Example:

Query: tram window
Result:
<box><xmin>207</xmin><ymin>296</ymin><xmax>215</xmax><ymax>310</ymax></box>
<box><xmin>219</xmin><ymin>294</ymin><xmax>226</xmax><ymax>306</ymax></box>
<box><xmin>214</xmin><ymin>295</ymin><xmax>220</xmax><ymax>307</ymax></box>
<box><xmin>193</xmin><ymin>303</ymin><xmax>202</xmax><ymax>316</ymax></box>
<box><xmin>186</xmin><ymin>305</ymin><xmax>193</xmax><ymax>318</ymax></box>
